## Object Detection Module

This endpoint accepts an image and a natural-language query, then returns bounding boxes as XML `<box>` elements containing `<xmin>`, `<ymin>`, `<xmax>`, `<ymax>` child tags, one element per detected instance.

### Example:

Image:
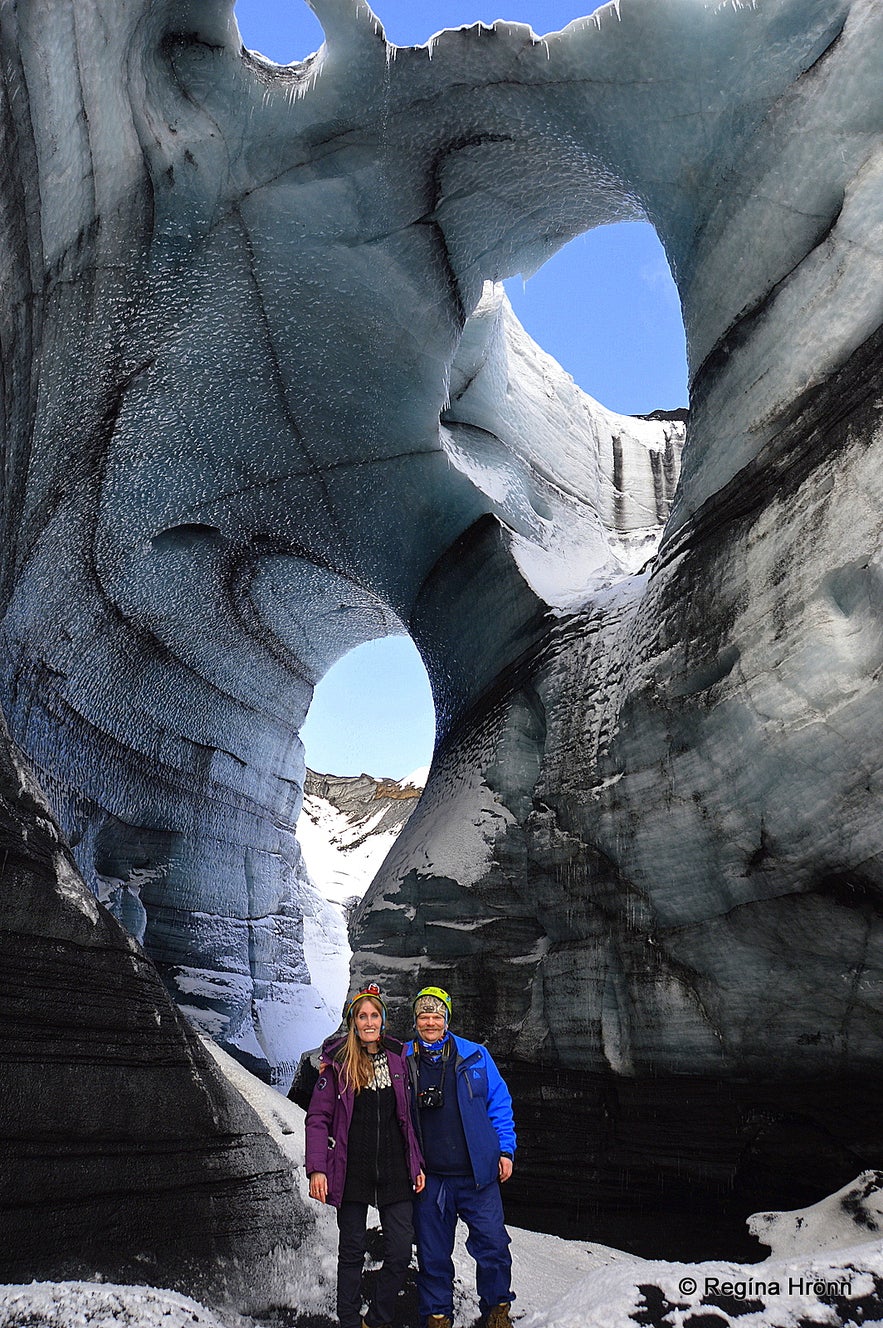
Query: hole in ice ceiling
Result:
<box><xmin>300</xmin><ymin>635</ymin><xmax>435</xmax><ymax>785</ymax></box>
<box><xmin>234</xmin><ymin>5</ymin><xmax>686</xmax><ymax>417</ymax></box>
<box><xmin>503</xmin><ymin>221</ymin><xmax>688</xmax><ymax>418</ymax></box>
<box><xmin>234</xmin><ymin>0</ymin><xmax>324</xmax><ymax>61</ymax></box>
<box><xmin>234</xmin><ymin>0</ymin><xmax>608</xmax><ymax>62</ymax></box>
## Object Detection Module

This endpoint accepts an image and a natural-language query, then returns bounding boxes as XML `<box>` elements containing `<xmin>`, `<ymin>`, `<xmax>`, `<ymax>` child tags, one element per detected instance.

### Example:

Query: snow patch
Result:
<box><xmin>0</xmin><ymin>1283</ymin><xmax>229</xmax><ymax>1328</ymax></box>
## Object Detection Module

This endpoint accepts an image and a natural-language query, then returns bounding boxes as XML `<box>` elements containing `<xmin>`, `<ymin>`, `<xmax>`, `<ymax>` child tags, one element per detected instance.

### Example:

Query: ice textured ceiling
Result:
<box><xmin>1</xmin><ymin>0</ymin><xmax>882</xmax><ymax>1267</ymax></box>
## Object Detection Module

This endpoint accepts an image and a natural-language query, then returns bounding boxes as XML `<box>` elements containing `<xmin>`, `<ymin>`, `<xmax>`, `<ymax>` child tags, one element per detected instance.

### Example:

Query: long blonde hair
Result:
<box><xmin>334</xmin><ymin>995</ymin><xmax>385</xmax><ymax>1093</ymax></box>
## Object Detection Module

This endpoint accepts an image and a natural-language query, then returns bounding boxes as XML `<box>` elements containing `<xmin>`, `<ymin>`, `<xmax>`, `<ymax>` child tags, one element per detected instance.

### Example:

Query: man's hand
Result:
<box><xmin>309</xmin><ymin>1171</ymin><xmax>328</xmax><ymax>1202</ymax></box>
<box><xmin>414</xmin><ymin>1170</ymin><xmax>426</xmax><ymax>1193</ymax></box>
<box><xmin>499</xmin><ymin>1156</ymin><xmax>513</xmax><ymax>1183</ymax></box>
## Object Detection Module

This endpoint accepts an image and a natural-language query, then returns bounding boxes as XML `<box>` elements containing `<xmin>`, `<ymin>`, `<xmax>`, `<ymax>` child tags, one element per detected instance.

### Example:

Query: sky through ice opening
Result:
<box><xmin>503</xmin><ymin>222</ymin><xmax>688</xmax><ymax>418</ymax></box>
<box><xmin>300</xmin><ymin>636</ymin><xmax>435</xmax><ymax>784</ymax></box>
<box><xmin>297</xmin><ymin>638</ymin><xmax>434</xmax><ymax>999</ymax></box>
<box><xmin>234</xmin><ymin>0</ymin><xmax>610</xmax><ymax>61</ymax></box>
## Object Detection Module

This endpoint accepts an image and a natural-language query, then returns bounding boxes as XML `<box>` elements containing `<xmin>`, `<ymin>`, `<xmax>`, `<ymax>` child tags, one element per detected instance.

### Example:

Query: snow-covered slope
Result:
<box><xmin>298</xmin><ymin>767</ymin><xmax>426</xmax><ymax>908</ymax></box>
<box><xmin>294</xmin><ymin>766</ymin><xmax>427</xmax><ymax>1058</ymax></box>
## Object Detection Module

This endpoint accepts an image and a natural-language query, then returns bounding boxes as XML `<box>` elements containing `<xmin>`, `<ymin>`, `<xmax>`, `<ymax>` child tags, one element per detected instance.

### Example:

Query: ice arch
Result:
<box><xmin>1</xmin><ymin>0</ymin><xmax>882</xmax><ymax>1276</ymax></box>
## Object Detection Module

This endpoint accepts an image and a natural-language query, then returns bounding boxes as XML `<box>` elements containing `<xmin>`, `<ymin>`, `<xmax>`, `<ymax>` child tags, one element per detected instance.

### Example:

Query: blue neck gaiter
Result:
<box><xmin>417</xmin><ymin>1030</ymin><xmax>451</xmax><ymax>1061</ymax></box>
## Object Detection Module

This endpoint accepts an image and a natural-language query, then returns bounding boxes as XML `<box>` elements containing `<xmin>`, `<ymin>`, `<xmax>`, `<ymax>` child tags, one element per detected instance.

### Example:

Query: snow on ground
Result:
<box><xmin>6</xmin><ymin>1049</ymin><xmax>883</xmax><ymax>1328</ymax></box>
<box><xmin>297</xmin><ymin>792</ymin><xmax>400</xmax><ymax>1054</ymax></box>
<box><xmin>6</xmin><ymin>1242</ymin><xmax>883</xmax><ymax>1328</ymax></box>
<box><xmin>299</xmin><ymin>871</ymin><xmax>352</xmax><ymax>1035</ymax></box>
<box><xmin>6</xmin><ymin>1218</ymin><xmax>883</xmax><ymax>1328</ymax></box>
<box><xmin>0</xmin><ymin>1283</ymin><xmax>231</xmax><ymax>1328</ymax></box>
<box><xmin>747</xmin><ymin>1169</ymin><xmax>883</xmax><ymax>1258</ymax></box>
<box><xmin>520</xmin><ymin>1247</ymin><xmax>883</xmax><ymax>1328</ymax></box>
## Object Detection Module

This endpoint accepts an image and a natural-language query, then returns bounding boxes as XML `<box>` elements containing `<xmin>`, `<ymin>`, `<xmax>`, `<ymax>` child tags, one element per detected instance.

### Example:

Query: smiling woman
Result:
<box><xmin>305</xmin><ymin>984</ymin><xmax>424</xmax><ymax>1328</ymax></box>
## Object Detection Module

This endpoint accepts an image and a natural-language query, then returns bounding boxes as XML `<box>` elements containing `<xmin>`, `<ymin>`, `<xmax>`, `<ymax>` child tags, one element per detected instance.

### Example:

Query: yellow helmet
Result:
<box><xmin>413</xmin><ymin>985</ymin><xmax>452</xmax><ymax>1021</ymax></box>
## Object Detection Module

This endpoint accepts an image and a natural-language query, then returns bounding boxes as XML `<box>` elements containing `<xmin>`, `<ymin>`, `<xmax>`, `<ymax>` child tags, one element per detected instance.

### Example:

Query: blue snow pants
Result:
<box><xmin>413</xmin><ymin>1173</ymin><xmax>513</xmax><ymax>1318</ymax></box>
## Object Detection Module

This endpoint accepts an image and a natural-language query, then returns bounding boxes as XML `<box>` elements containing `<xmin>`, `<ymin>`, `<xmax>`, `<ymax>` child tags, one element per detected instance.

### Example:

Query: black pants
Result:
<box><xmin>336</xmin><ymin>1198</ymin><xmax>414</xmax><ymax>1328</ymax></box>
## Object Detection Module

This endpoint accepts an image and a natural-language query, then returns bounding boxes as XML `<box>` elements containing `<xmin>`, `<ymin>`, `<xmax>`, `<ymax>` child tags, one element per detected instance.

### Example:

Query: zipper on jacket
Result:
<box><xmin>454</xmin><ymin>1046</ymin><xmax>486</xmax><ymax>1186</ymax></box>
<box><xmin>374</xmin><ymin>1060</ymin><xmax>381</xmax><ymax>1205</ymax></box>
<box><xmin>457</xmin><ymin>1049</ymin><xmax>480</xmax><ymax>1099</ymax></box>
<box><xmin>408</xmin><ymin>1050</ymin><xmax>426</xmax><ymax>1152</ymax></box>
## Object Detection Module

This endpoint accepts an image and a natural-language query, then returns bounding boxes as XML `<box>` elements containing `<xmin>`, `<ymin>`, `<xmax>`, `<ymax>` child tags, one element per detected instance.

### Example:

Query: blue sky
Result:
<box><xmin>234</xmin><ymin>0</ymin><xmax>688</xmax><ymax>779</ymax></box>
<box><xmin>235</xmin><ymin>0</ymin><xmax>605</xmax><ymax>57</ymax></box>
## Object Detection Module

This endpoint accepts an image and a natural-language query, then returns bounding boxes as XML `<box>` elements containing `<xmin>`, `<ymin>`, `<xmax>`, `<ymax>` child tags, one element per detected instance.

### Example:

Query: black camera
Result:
<box><xmin>418</xmin><ymin>1084</ymin><xmax>444</xmax><ymax>1109</ymax></box>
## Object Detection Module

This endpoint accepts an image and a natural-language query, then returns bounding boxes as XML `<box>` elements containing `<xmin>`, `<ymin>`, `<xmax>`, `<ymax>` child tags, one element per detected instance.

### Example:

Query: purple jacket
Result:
<box><xmin>305</xmin><ymin>1035</ymin><xmax>424</xmax><ymax>1207</ymax></box>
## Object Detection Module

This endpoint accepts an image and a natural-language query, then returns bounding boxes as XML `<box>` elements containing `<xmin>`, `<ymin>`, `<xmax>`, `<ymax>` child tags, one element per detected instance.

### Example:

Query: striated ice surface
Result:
<box><xmin>1</xmin><ymin>0</ymin><xmax>882</xmax><ymax>1262</ymax></box>
<box><xmin>0</xmin><ymin>0</ymin><xmax>687</xmax><ymax>1074</ymax></box>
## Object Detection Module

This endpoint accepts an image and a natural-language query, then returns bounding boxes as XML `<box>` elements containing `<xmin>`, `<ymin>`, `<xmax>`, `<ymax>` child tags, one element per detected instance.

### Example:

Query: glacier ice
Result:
<box><xmin>0</xmin><ymin>0</ymin><xmax>882</xmax><ymax>1272</ymax></box>
<box><xmin>0</xmin><ymin>713</ymin><xmax>308</xmax><ymax>1292</ymax></box>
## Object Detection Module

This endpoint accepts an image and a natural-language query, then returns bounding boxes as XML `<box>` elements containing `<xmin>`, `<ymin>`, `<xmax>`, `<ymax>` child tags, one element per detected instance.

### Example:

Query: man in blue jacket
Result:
<box><xmin>406</xmin><ymin>986</ymin><xmax>516</xmax><ymax>1328</ymax></box>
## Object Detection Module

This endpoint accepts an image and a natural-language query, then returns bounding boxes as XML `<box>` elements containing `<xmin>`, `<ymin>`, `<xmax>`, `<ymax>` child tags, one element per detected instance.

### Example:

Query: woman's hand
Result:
<box><xmin>309</xmin><ymin>1171</ymin><xmax>328</xmax><ymax>1202</ymax></box>
<box><xmin>414</xmin><ymin>1170</ymin><xmax>426</xmax><ymax>1194</ymax></box>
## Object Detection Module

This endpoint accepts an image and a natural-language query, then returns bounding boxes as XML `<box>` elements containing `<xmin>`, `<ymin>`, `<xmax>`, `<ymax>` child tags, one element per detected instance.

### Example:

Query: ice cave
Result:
<box><xmin>1</xmin><ymin>0</ymin><xmax>883</xmax><ymax>1299</ymax></box>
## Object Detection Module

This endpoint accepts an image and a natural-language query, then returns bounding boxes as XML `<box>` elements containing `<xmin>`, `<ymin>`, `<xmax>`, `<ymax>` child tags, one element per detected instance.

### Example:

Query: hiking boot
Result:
<box><xmin>426</xmin><ymin>1316</ymin><xmax>453</xmax><ymax>1328</ymax></box>
<box><xmin>485</xmin><ymin>1305</ymin><xmax>513</xmax><ymax>1328</ymax></box>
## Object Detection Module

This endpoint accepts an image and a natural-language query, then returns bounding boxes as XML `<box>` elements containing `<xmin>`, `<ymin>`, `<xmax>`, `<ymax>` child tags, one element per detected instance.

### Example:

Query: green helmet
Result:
<box><xmin>413</xmin><ymin>985</ymin><xmax>452</xmax><ymax>1021</ymax></box>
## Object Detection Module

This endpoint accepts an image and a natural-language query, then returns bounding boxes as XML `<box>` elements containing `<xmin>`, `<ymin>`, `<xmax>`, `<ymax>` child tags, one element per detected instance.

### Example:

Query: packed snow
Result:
<box><xmin>292</xmin><ymin>767</ymin><xmax>429</xmax><ymax>1057</ymax></box>
<box><xmin>298</xmin><ymin>792</ymin><xmax>404</xmax><ymax>908</ymax></box>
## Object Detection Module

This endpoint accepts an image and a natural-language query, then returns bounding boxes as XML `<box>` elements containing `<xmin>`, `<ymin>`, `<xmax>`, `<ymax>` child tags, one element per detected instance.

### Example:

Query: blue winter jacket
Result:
<box><xmin>405</xmin><ymin>1034</ymin><xmax>516</xmax><ymax>1189</ymax></box>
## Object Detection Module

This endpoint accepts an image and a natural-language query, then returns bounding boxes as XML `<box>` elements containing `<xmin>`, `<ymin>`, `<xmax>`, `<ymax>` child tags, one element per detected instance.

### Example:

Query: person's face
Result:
<box><xmin>353</xmin><ymin>999</ymin><xmax>383</xmax><ymax>1047</ymax></box>
<box><xmin>415</xmin><ymin>1010</ymin><xmax>447</xmax><ymax>1043</ymax></box>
